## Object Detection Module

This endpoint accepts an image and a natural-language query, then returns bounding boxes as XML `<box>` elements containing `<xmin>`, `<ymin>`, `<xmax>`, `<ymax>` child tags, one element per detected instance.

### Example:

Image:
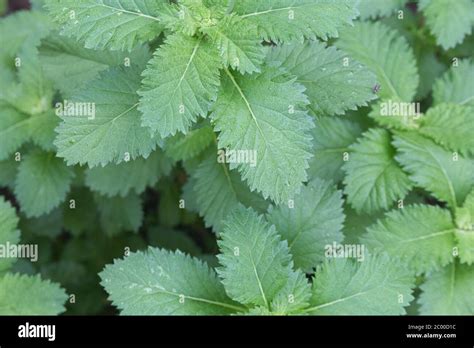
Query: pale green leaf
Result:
<box><xmin>306</xmin><ymin>253</ymin><xmax>414</xmax><ymax>315</ymax></box>
<box><xmin>270</xmin><ymin>270</ymin><xmax>311</xmax><ymax>315</ymax></box>
<box><xmin>55</xmin><ymin>66</ymin><xmax>160</xmax><ymax>167</ymax></box>
<box><xmin>268</xmin><ymin>41</ymin><xmax>377</xmax><ymax>116</ymax></box>
<box><xmin>393</xmin><ymin>132</ymin><xmax>474</xmax><ymax>208</ymax></box>
<box><xmin>217</xmin><ymin>206</ymin><xmax>293</xmax><ymax>308</ymax></box>
<box><xmin>337</xmin><ymin>21</ymin><xmax>419</xmax><ymax>102</ymax></box>
<box><xmin>204</xmin><ymin>15</ymin><xmax>265</xmax><ymax>74</ymax></box>
<box><xmin>187</xmin><ymin>150</ymin><xmax>268</xmax><ymax>232</ymax></box>
<box><xmin>234</xmin><ymin>0</ymin><xmax>357</xmax><ymax>42</ymax></box>
<box><xmin>419</xmin><ymin>103</ymin><xmax>474</xmax><ymax>156</ymax></box>
<box><xmin>416</xmin><ymin>49</ymin><xmax>447</xmax><ymax>100</ymax></box>
<box><xmin>15</xmin><ymin>151</ymin><xmax>75</xmax><ymax>218</ymax></box>
<box><xmin>211</xmin><ymin>67</ymin><xmax>314</xmax><ymax>203</ymax></box>
<box><xmin>367</xmin><ymin>98</ymin><xmax>422</xmax><ymax>131</ymax></box>
<box><xmin>419</xmin><ymin>0</ymin><xmax>474</xmax><ymax>50</ymax></box>
<box><xmin>266</xmin><ymin>178</ymin><xmax>345</xmax><ymax>271</ymax></box>
<box><xmin>0</xmin><ymin>198</ymin><xmax>20</xmax><ymax>272</ymax></box>
<box><xmin>157</xmin><ymin>0</ymin><xmax>221</xmax><ymax>36</ymax></box>
<box><xmin>139</xmin><ymin>33</ymin><xmax>221</xmax><ymax>137</ymax></box>
<box><xmin>0</xmin><ymin>104</ymin><xmax>30</xmax><ymax>161</ymax></box>
<box><xmin>28</xmin><ymin>110</ymin><xmax>60</xmax><ymax>152</ymax></box>
<box><xmin>85</xmin><ymin>150</ymin><xmax>172</xmax><ymax>197</ymax></box>
<box><xmin>0</xmin><ymin>273</ymin><xmax>68</xmax><ymax>315</ymax></box>
<box><xmin>308</xmin><ymin>116</ymin><xmax>363</xmax><ymax>183</ymax></box>
<box><xmin>357</xmin><ymin>0</ymin><xmax>408</xmax><ymax>19</ymax></box>
<box><xmin>45</xmin><ymin>0</ymin><xmax>166</xmax><ymax>51</ymax></box>
<box><xmin>343</xmin><ymin>128</ymin><xmax>412</xmax><ymax>213</ymax></box>
<box><xmin>100</xmin><ymin>247</ymin><xmax>241</xmax><ymax>315</ymax></box>
<box><xmin>0</xmin><ymin>10</ymin><xmax>52</xmax><ymax>61</ymax></box>
<box><xmin>433</xmin><ymin>59</ymin><xmax>474</xmax><ymax>107</ymax></box>
<box><xmin>39</xmin><ymin>33</ymin><xmax>151</xmax><ymax>98</ymax></box>
<box><xmin>455</xmin><ymin>190</ymin><xmax>474</xmax><ymax>264</ymax></box>
<box><xmin>164</xmin><ymin>125</ymin><xmax>214</xmax><ymax>162</ymax></box>
<box><xmin>419</xmin><ymin>262</ymin><xmax>474</xmax><ymax>314</ymax></box>
<box><xmin>342</xmin><ymin>204</ymin><xmax>384</xmax><ymax>244</ymax></box>
<box><xmin>362</xmin><ymin>205</ymin><xmax>456</xmax><ymax>274</ymax></box>
<box><xmin>5</xmin><ymin>46</ymin><xmax>54</xmax><ymax>116</ymax></box>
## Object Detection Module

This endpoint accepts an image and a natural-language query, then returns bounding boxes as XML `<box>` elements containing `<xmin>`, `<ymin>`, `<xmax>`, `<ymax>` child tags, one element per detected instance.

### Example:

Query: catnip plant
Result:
<box><xmin>0</xmin><ymin>0</ymin><xmax>473</xmax><ymax>315</ymax></box>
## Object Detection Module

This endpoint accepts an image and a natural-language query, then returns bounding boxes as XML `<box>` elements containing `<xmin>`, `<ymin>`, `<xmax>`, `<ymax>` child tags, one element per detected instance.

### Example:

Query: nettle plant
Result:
<box><xmin>0</xmin><ymin>0</ymin><xmax>473</xmax><ymax>315</ymax></box>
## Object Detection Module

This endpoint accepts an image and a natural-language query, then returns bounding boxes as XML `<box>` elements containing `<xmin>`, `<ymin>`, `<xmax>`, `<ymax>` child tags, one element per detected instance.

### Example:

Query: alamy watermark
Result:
<box><xmin>324</xmin><ymin>242</ymin><xmax>365</xmax><ymax>262</ymax></box>
<box><xmin>380</xmin><ymin>100</ymin><xmax>421</xmax><ymax>118</ymax></box>
<box><xmin>217</xmin><ymin>148</ymin><xmax>257</xmax><ymax>167</ymax></box>
<box><xmin>55</xmin><ymin>100</ymin><xmax>96</xmax><ymax>120</ymax></box>
<box><xmin>0</xmin><ymin>242</ymin><xmax>38</xmax><ymax>262</ymax></box>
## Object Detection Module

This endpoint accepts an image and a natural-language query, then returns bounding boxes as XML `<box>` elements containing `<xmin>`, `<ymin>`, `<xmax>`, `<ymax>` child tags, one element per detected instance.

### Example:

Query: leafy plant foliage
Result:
<box><xmin>0</xmin><ymin>0</ymin><xmax>472</xmax><ymax>316</ymax></box>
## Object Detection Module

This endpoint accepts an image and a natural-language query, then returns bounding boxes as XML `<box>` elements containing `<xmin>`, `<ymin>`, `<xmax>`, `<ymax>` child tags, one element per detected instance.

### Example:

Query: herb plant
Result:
<box><xmin>0</xmin><ymin>0</ymin><xmax>473</xmax><ymax>315</ymax></box>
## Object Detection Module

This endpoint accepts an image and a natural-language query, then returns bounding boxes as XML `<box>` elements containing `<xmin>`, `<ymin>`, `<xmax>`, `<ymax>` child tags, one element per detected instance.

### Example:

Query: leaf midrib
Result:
<box><xmin>144</xmin><ymin>286</ymin><xmax>244</xmax><ymax>312</ymax></box>
<box><xmin>92</xmin><ymin>2</ymin><xmax>161</xmax><ymax>22</ymax></box>
<box><xmin>240</xmin><ymin>4</ymin><xmax>314</xmax><ymax>18</ymax></box>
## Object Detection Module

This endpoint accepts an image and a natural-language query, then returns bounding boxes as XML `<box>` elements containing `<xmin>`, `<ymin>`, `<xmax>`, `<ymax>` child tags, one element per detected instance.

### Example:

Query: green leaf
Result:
<box><xmin>217</xmin><ymin>206</ymin><xmax>293</xmax><ymax>308</ymax></box>
<box><xmin>0</xmin><ymin>104</ymin><xmax>30</xmax><ymax>161</ymax></box>
<box><xmin>308</xmin><ymin>116</ymin><xmax>363</xmax><ymax>183</ymax></box>
<box><xmin>139</xmin><ymin>33</ymin><xmax>222</xmax><ymax>137</ymax></box>
<box><xmin>362</xmin><ymin>205</ymin><xmax>456</xmax><ymax>274</ymax></box>
<box><xmin>5</xmin><ymin>46</ymin><xmax>54</xmax><ymax>116</ymax></box>
<box><xmin>455</xmin><ymin>190</ymin><xmax>474</xmax><ymax>264</ymax></box>
<box><xmin>85</xmin><ymin>150</ymin><xmax>172</xmax><ymax>197</ymax></box>
<box><xmin>95</xmin><ymin>193</ymin><xmax>143</xmax><ymax>236</ymax></box>
<box><xmin>55</xmin><ymin>66</ymin><xmax>160</xmax><ymax>167</ymax></box>
<box><xmin>0</xmin><ymin>273</ymin><xmax>68</xmax><ymax>315</ymax></box>
<box><xmin>28</xmin><ymin>110</ymin><xmax>60</xmax><ymax>152</ymax></box>
<box><xmin>186</xmin><ymin>150</ymin><xmax>268</xmax><ymax>232</ymax></box>
<box><xmin>157</xmin><ymin>1</ymin><xmax>206</xmax><ymax>36</ymax></box>
<box><xmin>0</xmin><ymin>159</ymin><xmax>19</xmax><ymax>189</ymax></box>
<box><xmin>157</xmin><ymin>182</ymin><xmax>184</xmax><ymax>228</ymax></box>
<box><xmin>416</xmin><ymin>50</ymin><xmax>447</xmax><ymax>100</ymax></box>
<box><xmin>100</xmin><ymin>247</ymin><xmax>241</xmax><ymax>315</ymax></box>
<box><xmin>306</xmin><ymin>253</ymin><xmax>415</xmax><ymax>315</ymax></box>
<box><xmin>266</xmin><ymin>178</ymin><xmax>345</xmax><ymax>271</ymax></box>
<box><xmin>419</xmin><ymin>0</ymin><xmax>474</xmax><ymax>50</ymax></box>
<box><xmin>367</xmin><ymin>98</ymin><xmax>422</xmax><ymax>131</ymax></box>
<box><xmin>39</xmin><ymin>33</ymin><xmax>151</xmax><ymax>98</ymax></box>
<box><xmin>433</xmin><ymin>59</ymin><xmax>474</xmax><ymax>107</ymax></box>
<box><xmin>164</xmin><ymin>125</ymin><xmax>214</xmax><ymax>162</ymax></box>
<box><xmin>0</xmin><ymin>198</ymin><xmax>21</xmax><ymax>272</ymax></box>
<box><xmin>211</xmin><ymin>67</ymin><xmax>314</xmax><ymax>203</ymax></box>
<box><xmin>15</xmin><ymin>151</ymin><xmax>75</xmax><ymax>218</ymax></box>
<box><xmin>0</xmin><ymin>10</ymin><xmax>52</xmax><ymax>61</ymax></box>
<box><xmin>419</xmin><ymin>103</ymin><xmax>474</xmax><ymax>156</ymax></box>
<box><xmin>393</xmin><ymin>132</ymin><xmax>474</xmax><ymax>208</ymax></box>
<box><xmin>234</xmin><ymin>0</ymin><xmax>357</xmax><ymax>42</ymax></box>
<box><xmin>268</xmin><ymin>41</ymin><xmax>377</xmax><ymax>116</ymax></box>
<box><xmin>419</xmin><ymin>262</ymin><xmax>474</xmax><ymax>314</ymax></box>
<box><xmin>343</xmin><ymin>128</ymin><xmax>412</xmax><ymax>214</ymax></box>
<box><xmin>342</xmin><ymin>204</ymin><xmax>384</xmax><ymax>245</ymax></box>
<box><xmin>357</xmin><ymin>0</ymin><xmax>408</xmax><ymax>19</ymax></box>
<box><xmin>204</xmin><ymin>15</ymin><xmax>265</xmax><ymax>74</ymax></box>
<box><xmin>45</xmin><ymin>0</ymin><xmax>166</xmax><ymax>51</ymax></box>
<box><xmin>337</xmin><ymin>21</ymin><xmax>419</xmax><ymax>102</ymax></box>
<box><xmin>269</xmin><ymin>270</ymin><xmax>311</xmax><ymax>315</ymax></box>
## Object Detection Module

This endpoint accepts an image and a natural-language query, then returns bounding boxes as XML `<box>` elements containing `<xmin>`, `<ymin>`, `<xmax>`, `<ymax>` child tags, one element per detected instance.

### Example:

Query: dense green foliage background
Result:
<box><xmin>0</xmin><ymin>0</ymin><xmax>473</xmax><ymax>315</ymax></box>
